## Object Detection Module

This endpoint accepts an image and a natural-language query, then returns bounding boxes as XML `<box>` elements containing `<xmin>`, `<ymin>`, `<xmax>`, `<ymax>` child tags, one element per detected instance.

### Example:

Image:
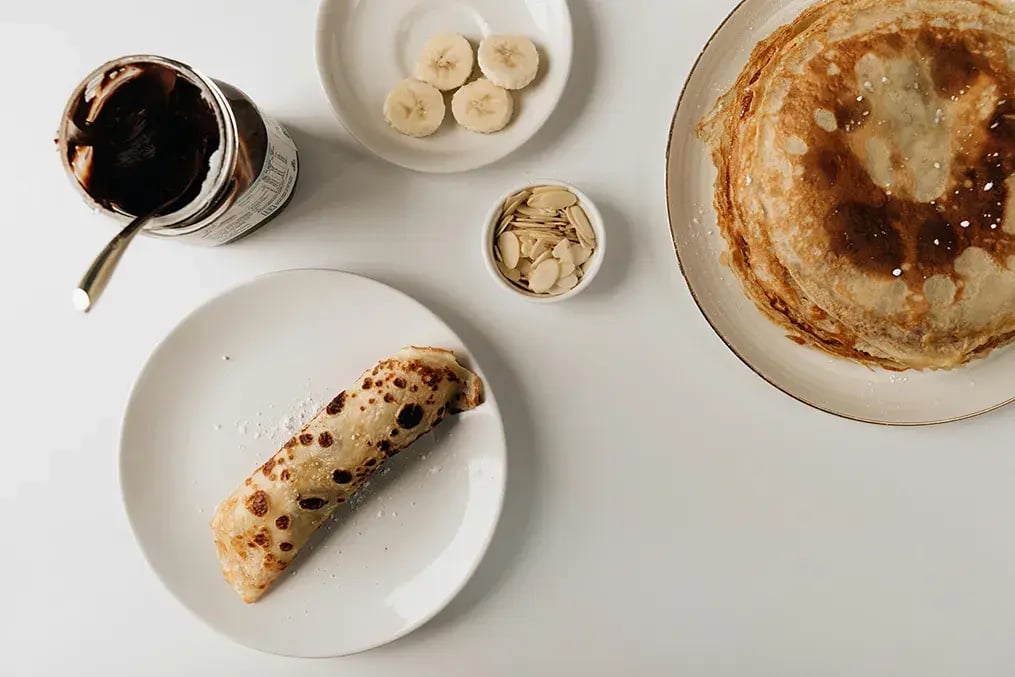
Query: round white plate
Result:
<box><xmin>316</xmin><ymin>0</ymin><xmax>572</xmax><ymax>173</ymax></box>
<box><xmin>120</xmin><ymin>270</ymin><xmax>506</xmax><ymax>656</ymax></box>
<box><xmin>666</xmin><ymin>0</ymin><xmax>1015</xmax><ymax>425</ymax></box>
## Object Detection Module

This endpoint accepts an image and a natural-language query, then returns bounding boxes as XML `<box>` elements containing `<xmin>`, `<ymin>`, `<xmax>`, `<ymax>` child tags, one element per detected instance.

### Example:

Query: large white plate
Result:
<box><xmin>666</xmin><ymin>0</ymin><xmax>1015</xmax><ymax>425</ymax></box>
<box><xmin>316</xmin><ymin>0</ymin><xmax>572</xmax><ymax>173</ymax></box>
<box><xmin>120</xmin><ymin>270</ymin><xmax>506</xmax><ymax>656</ymax></box>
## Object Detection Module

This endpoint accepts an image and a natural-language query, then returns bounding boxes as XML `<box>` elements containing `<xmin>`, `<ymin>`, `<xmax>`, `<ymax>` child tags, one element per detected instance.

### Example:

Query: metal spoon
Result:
<box><xmin>73</xmin><ymin>151</ymin><xmax>203</xmax><ymax>313</ymax></box>
<box><xmin>73</xmin><ymin>203</ymin><xmax>170</xmax><ymax>312</ymax></box>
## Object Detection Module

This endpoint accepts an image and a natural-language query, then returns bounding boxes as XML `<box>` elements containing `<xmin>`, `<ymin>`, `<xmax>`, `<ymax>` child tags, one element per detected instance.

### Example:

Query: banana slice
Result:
<box><xmin>477</xmin><ymin>35</ymin><xmax>539</xmax><ymax>90</ymax></box>
<box><xmin>383</xmin><ymin>79</ymin><xmax>446</xmax><ymax>138</ymax></box>
<box><xmin>451</xmin><ymin>79</ymin><xmax>513</xmax><ymax>133</ymax></box>
<box><xmin>414</xmin><ymin>33</ymin><xmax>474</xmax><ymax>91</ymax></box>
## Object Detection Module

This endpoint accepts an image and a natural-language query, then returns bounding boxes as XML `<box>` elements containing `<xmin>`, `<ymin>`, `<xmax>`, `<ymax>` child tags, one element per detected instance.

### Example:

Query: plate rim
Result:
<box><xmin>663</xmin><ymin>0</ymin><xmax>1015</xmax><ymax>427</ymax></box>
<box><xmin>117</xmin><ymin>268</ymin><xmax>508</xmax><ymax>657</ymax></box>
<box><xmin>313</xmin><ymin>0</ymin><xmax>574</xmax><ymax>173</ymax></box>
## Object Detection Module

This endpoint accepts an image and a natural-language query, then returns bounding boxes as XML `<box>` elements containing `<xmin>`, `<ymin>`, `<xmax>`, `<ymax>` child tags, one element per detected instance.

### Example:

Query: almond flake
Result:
<box><xmin>528</xmin><ymin>190</ymin><xmax>579</xmax><ymax>210</ymax></box>
<box><xmin>497</xmin><ymin>231</ymin><xmax>521</xmax><ymax>269</ymax></box>
<box><xmin>528</xmin><ymin>259</ymin><xmax>560</xmax><ymax>293</ymax></box>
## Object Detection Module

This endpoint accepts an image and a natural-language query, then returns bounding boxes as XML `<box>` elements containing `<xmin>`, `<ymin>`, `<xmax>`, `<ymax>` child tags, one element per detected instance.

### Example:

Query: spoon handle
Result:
<box><xmin>74</xmin><ymin>211</ymin><xmax>154</xmax><ymax>312</ymax></box>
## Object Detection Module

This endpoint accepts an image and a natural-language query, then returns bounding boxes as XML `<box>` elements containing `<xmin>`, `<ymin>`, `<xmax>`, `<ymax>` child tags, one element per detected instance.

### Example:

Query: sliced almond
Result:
<box><xmin>528</xmin><ymin>190</ymin><xmax>579</xmax><ymax>210</ymax></box>
<box><xmin>566</xmin><ymin>205</ymin><xmax>595</xmax><ymax>241</ymax></box>
<box><xmin>497</xmin><ymin>231</ymin><xmax>521</xmax><ymax>269</ymax></box>
<box><xmin>515</xmin><ymin>205</ymin><xmax>558</xmax><ymax>218</ymax></box>
<box><xmin>497</xmin><ymin>260</ymin><xmax>521</xmax><ymax>282</ymax></box>
<box><xmin>558</xmin><ymin>260</ymin><xmax>576</xmax><ymax>277</ymax></box>
<box><xmin>552</xmin><ymin>239</ymin><xmax>573</xmax><ymax>262</ymax></box>
<box><xmin>528</xmin><ymin>259</ymin><xmax>560</xmax><ymax>293</ymax></box>
<box><xmin>572</xmin><ymin>244</ymin><xmax>592</xmax><ymax>266</ymax></box>
<box><xmin>532</xmin><ymin>249</ymin><xmax>553</xmax><ymax>268</ymax></box>
<box><xmin>515</xmin><ymin>228</ymin><xmax>557</xmax><ymax>240</ymax></box>
<box><xmin>497</xmin><ymin>214</ymin><xmax>514</xmax><ymax>236</ymax></box>
<box><xmin>517</xmin><ymin>259</ymin><xmax>533</xmax><ymax>277</ymax></box>
<box><xmin>503</xmin><ymin>190</ymin><xmax>530</xmax><ymax>210</ymax></box>
<box><xmin>519</xmin><ymin>238</ymin><xmax>535</xmax><ymax>259</ymax></box>
<box><xmin>530</xmin><ymin>185</ymin><xmax>563</xmax><ymax>194</ymax></box>
<box><xmin>552</xmin><ymin>274</ymin><xmax>578</xmax><ymax>292</ymax></box>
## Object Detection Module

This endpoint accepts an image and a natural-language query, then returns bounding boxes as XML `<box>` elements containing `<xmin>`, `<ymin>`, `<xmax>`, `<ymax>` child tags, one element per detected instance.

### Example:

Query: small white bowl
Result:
<box><xmin>481</xmin><ymin>180</ymin><xmax>606</xmax><ymax>303</ymax></box>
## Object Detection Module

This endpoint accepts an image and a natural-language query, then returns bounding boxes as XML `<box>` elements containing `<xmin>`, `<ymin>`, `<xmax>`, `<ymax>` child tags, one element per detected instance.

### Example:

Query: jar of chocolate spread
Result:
<box><xmin>57</xmin><ymin>55</ymin><xmax>299</xmax><ymax>245</ymax></box>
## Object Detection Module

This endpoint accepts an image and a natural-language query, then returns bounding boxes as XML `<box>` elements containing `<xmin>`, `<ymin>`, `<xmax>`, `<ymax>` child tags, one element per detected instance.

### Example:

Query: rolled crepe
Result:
<box><xmin>210</xmin><ymin>346</ymin><xmax>483</xmax><ymax>603</ymax></box>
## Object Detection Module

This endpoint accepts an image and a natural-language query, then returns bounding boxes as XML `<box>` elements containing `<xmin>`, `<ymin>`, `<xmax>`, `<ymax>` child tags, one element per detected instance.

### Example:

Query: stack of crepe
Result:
<box><xmin>700</xmin><ymin>0</ymin><xmax>1015</xmax><ymax>370</ymax></box>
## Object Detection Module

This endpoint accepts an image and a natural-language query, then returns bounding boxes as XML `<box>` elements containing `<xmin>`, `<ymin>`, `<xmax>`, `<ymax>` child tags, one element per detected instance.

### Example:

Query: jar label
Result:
<box><xmin>190</xmin><ymin>114</ymin><xmax>299</xmax><ymax>244</ymax></box>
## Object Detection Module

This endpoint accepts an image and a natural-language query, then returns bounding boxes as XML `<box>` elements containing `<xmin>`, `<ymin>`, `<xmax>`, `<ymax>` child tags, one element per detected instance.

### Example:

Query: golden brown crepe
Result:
<box><xmin>700</xmin><ymin>0</ymin><xmax>1015</xmax><ymax>370</ymax></box>
<box><xmin>210</xmin><ymin>346</ymin><xmax>483</xmax><ymax>603</ymax></box>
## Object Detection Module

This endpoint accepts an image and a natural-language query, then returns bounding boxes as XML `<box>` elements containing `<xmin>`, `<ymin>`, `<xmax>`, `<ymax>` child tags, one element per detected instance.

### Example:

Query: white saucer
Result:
<box><xmin>316</xmin><ymin>0</ymin><xmax>572</xmax><ymax>173</ymax></box>
<box><xmin>119</xmin><ymin>270</ymin><xmax>506</xmax><ymax>656</ymax></box>
<box><xmin>666</xmin><ymin>0</ymin><xmax>1015</xmax><ymax>425</ymax></box>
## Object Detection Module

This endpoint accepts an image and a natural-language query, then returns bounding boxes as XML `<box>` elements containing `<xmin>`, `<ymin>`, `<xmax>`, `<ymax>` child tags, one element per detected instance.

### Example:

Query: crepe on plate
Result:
<box><xmin>699</xmin><ymin>0</ymin><xmax>1015</xmax><ymax>370</ymax></box>
<box><xmin>210</xmin><ymin>346</ymin><xmax>483</xmax><ymax>603</ymax></box>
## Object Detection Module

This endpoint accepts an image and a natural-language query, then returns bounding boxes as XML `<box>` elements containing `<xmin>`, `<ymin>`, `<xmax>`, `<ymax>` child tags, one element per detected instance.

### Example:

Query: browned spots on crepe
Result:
<box><xmin>279</xmin><ymin>542</ymin><xmax>293</xmax><ymax>552</ymax></box>
<box><xmin>318</xmin><ymin>431</ymin><xmax>334</xmax><ymax>447</ymax></box>
<box><xmin>261</xmin><ymin>457</ymin><xmax>276</xmax><ymax>477</ymax></box>
<box><xmin>362</xmin><ymin>378</ymin><xmax>373</xmax><ymax>389</ymax></box>
<box><xmin>298</xmin><ymin>497</ymin><xmax>328</xmax><ymax>510</ymax></box>
<box><xmin>299</xmin><ymin>433</ymin><xmax>314</xmax><ymax>445</ymax></box>
<box><xmin>377</xmin><ymin>440</ymin><xmax>392</xmax><ymax>454</ymax></box>
<box><xmin>332</xmin><ymin>469</ymin><xmax>352</xmax><ymax>484</ymax></box>
<box><xmin>393</xmin><ymin>377</ymin><xmax>407</xmax><ymax>388</ymax></box>
<box><xmin>245</xmin><ymin>490</ymin><xmax>269</xmax><ymax>517</ymax></box>
<box><xmin>383</xmin><ymin>393</ymin><xmax>395</xmax><ymax>403</ymax></box>
<box><xmin>280</xmin><ymin>469</ymin><xmax>291</xmax><ymax>482</ymax></box>
<box><xmin>396</xmin><ymin>403</ymin><xmax>425</xmax><ymax>429</ymax></box>
<box><xmin>275</xmin><ymin>514</ymin><xmax>290</xmax><ymax>530</ymax></box>
<box><xmin>252</xmin><ymin>529</ymin><xmax>272</xmax><ymax>548</ymax></box>
<box><xmin>326</xmin><ymin>391</ymin><xmax>347</xmax><ymax>415</ymax></box>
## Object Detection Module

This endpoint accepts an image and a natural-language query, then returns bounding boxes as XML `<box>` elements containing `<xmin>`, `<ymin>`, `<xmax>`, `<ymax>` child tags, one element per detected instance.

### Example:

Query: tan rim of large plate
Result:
<box><xmin>663</xmin><ymin>0</ymin><xmax>1015</xmax><ymax>427</ymax></box>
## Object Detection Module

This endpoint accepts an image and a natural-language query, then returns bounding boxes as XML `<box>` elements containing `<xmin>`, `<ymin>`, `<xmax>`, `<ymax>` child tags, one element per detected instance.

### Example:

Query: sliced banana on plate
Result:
<box><xmin>414</xmin><ymin>33</ymin><xmax>474</xmax><ymax>91</ymax></box>
<box><xmin>383</xmin><ymin>78</ymin><xmax>446</xmax><ymax>138</ymax></box>
<box><xmin>477</xmin><ymin>35</ymin><xmax>539</xmax><ymax>90</ymax></box>
<box><xmin>452</xmin><ymin>79</ymin><xmax>513</xmax><ymax>133</ymax></box>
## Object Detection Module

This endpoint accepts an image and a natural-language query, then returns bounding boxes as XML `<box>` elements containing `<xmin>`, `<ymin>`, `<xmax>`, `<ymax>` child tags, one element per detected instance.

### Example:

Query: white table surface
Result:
<box><xmin>5</xmin><ymin>1</ymin><xmax>1015</xmax><ymax>675</ymax></box>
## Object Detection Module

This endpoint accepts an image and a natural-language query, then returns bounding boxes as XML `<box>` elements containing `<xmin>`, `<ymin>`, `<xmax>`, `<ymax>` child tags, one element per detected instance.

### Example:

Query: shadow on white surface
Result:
<box><xmin>253</xmin><ymin>123</ymin><xmax>374</xmax><ymax>232</ymax></box>
<box><xmin>519</xmin><ymin>0</ymin><xmax>597</xmax><ymax>155</ymax></box>
<box><xmin>582</xmin><ymin>197</ymin><xmax>632</xmax><ymax>299</ymax></box>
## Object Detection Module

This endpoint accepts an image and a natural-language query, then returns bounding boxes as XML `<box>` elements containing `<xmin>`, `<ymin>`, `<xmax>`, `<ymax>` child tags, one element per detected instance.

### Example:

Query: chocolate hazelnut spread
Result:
<box><xmin>58</xmin><ymin>55</ymin><xmax>298</xmax><ymax>245</ymax></box>
<box><xmin>68</xmin><ymin>64</ymin><xmax>220</xmax><ymax>216</ymax></box>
